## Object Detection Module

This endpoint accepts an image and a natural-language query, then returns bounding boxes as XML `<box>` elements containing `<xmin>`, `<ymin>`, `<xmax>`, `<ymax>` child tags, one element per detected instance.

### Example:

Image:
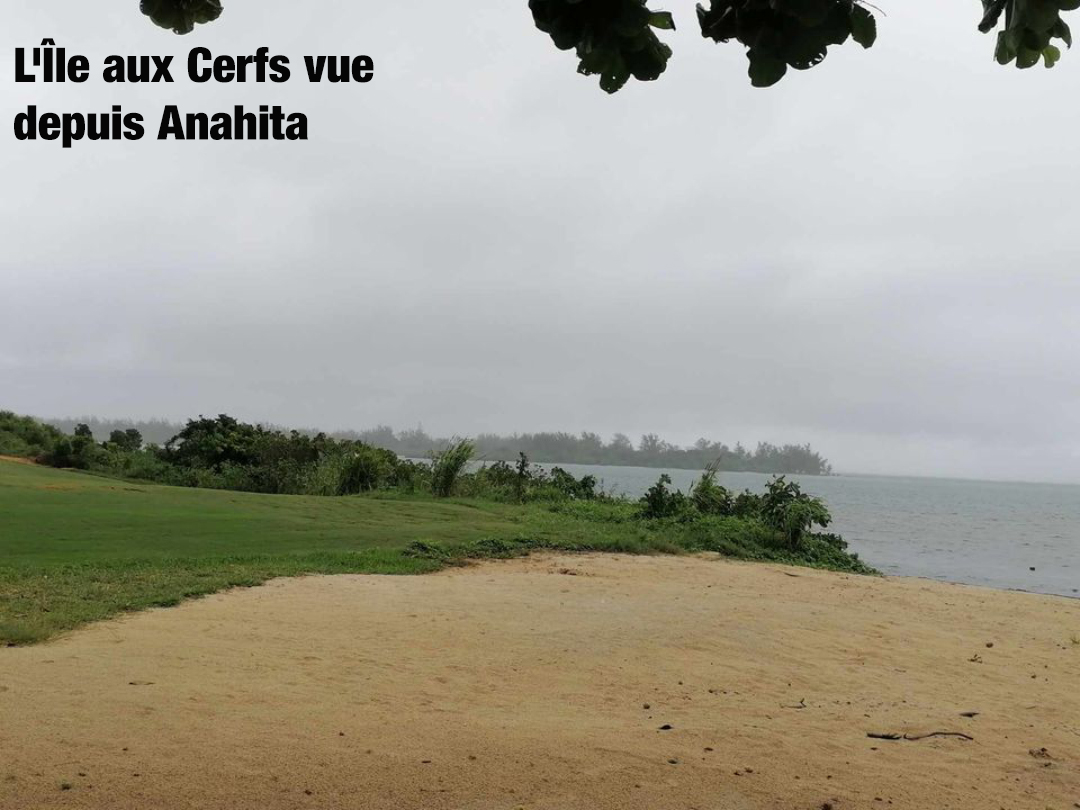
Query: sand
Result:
<box><xmin>1</xmin><ymin>553</ymin><xmax>1078</xmax><ymax>809</ymax></box>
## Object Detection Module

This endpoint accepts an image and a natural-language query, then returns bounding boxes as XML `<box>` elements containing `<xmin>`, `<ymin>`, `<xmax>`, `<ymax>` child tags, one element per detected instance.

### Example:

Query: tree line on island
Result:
<box><xmin>39</xmin><ymin>416</ymin><xmax>833</xmax><ymax>475</ymax></box>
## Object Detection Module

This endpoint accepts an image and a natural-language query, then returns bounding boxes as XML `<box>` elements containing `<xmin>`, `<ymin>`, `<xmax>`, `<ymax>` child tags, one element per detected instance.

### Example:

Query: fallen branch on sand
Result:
<box><xmin>905</xmin><ymin>731</ymin><xmax>975</xmax><ymax>741</ymax></box>
<box><xmin>867</xmin><ymin>731</ymin><xmax>974</xmax><ymax>742</ymax></box>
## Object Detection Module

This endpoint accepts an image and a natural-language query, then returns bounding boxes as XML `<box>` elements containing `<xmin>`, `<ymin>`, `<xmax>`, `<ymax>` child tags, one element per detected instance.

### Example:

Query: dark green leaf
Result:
<box><xmin>850</xmin><ymin>5</ymin><xmax>878</xmax><ymax>48</ymax></box>
<box><xmin>995</xmin><ymin>30</ymin><xmax>1017</xmax><ymax>63</ymax></box>
<box><xmin>748</xmin><ymin>49</ymin><xmax>788</xmax><ymax>86</ymax></box>
<box><xmin>1052</xmin><ymin>18</ymin><xmax>1072</xmax><ymax>47</ymax></box>
<box><xmin>1016</xmin><ymin>45</ymin><xmax>1042</xmax><ymax>67</ymax></box>
<box><xmin>979</xmin><ymin>0</ymin><xmax>1008</xmax><ymax>32</ymax></box>
<box><xmin>649</xmin><ymin>11</ymin><xmax>676</xmax><ymax>29</ymax></box>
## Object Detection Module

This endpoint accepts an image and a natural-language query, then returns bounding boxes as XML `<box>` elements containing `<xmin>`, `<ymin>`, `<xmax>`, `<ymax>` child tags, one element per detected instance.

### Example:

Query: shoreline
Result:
<box><xmin>872</xmin><ymin>569</ymin><xmax>1080</xmax><ymax>602</ymax></box>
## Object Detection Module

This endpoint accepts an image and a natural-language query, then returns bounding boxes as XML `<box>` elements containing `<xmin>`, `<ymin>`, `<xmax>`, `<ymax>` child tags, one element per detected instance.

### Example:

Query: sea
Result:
<box><xmin>531</xmin><ymin>463</ymin><xmax>1080</xmax><ymax>599</ymax></box>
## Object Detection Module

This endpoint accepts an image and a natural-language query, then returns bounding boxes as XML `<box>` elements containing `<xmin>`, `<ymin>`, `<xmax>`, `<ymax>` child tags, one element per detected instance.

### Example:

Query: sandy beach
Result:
<box><xmin>2</xmin><ymin>553</ymin><xmax>1077</xmax><ymax>809</ymax></box>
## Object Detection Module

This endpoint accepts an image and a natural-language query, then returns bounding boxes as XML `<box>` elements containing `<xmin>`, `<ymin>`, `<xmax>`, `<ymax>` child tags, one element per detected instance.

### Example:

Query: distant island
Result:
<box><xmin>42</xmin><ymin>417</ymin><xmax>832</xmax><ymax>475</ymax></box>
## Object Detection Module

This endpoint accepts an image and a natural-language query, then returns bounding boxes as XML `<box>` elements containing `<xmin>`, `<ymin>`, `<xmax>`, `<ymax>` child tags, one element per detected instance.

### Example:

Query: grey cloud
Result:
<box><xmin>1</xmin><ymin>0</ymin><xmax>1078</xmax><ymax>481</ymax></box>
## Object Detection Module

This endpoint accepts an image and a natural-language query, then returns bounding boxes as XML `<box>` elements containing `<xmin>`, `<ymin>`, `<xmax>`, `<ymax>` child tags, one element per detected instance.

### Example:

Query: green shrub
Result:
<box><xmin>300</xmin><ymin>453</ymin><xmax>346</xmax><ymax>496</ymax></box>
<box><xmin>387</xmin><ymin>459</ymin><xmax>430</xmax><ymax>493</ymax></box>
<box><xmin>107</xmin><ymin>428</ymin><xmax>143</xmax><ymax>452</ymax></box>
<box><xmin>456</xmin><ymin>458</ymin><xmax>520</xmax><ymax>501</ymax></box>
<box><xmin>336</xmin><ymin>445</ymin><xmax>397</xmax><ymax>495</ymax></box>
<box><xmin>690</xmin><ymin>463</ymin><xmax>733</xmax><ymax>515</ymax></box>
<box><xmin>758</xmin><ymin>476</ymin><xmax>831</xmax><ymax>548</ymax></box>
<box><xmin>0</xmin><ymin>411</ymin><xmax>66</xmax><ymax>459</ymax></box>
<box><xmin>640</xmin><ymin>474</ymin><xmax>690</xmax><ymax>519</ymax></box>
<box><xmin>457</xmin><ymin>455</ymin><xmax>603</xmax><ymax>503</ymax></box>
<box><xmin>732</xmin><ymin>489</ymin><xmax>763</xmax><ymax>518</ymax></box>
<box><xmin>548</xmin><ymin>466</ymin><xmax>598</xmax><ymax>500</ymax></box>
<box><xmin>47</xmin><ymin>437</ymin><xmax>74</xmax><ymax>467</ymax></box>
<box><xmin>430</xmin><ymin>438</ymin><xmax>475</xmax><ymax>497</ymax></box>
<box><xmin>102</xmin><ymin>447</ymin><xmax>175</xmax><ymax>481</ymax></box>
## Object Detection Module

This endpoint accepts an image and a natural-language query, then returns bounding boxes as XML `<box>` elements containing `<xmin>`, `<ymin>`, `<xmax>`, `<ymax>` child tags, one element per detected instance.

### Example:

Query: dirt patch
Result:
<box><xmin>1</xmin><ymin>554</ymin><xmax>1077</xmax><ymax>809</ymax></box>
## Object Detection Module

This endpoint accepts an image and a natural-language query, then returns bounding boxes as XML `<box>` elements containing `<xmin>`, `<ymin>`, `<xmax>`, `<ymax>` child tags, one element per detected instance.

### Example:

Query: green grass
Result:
<box><xmin>0</xmin><ymin>459</ymin><xmax>873</xmax><ymax>645</ymax></box>
<box><xmin>0</xmin><ymin>460</ymin><xmax>634</xmax><ymax>644</ymax></box>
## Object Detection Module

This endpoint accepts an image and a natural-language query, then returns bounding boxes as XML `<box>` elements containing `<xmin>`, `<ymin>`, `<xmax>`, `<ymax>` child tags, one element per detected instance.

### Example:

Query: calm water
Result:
<box><xmin>535</xmin><ymin>463</ymin><xmax>1080</xmax><ymax>598</ymax></box>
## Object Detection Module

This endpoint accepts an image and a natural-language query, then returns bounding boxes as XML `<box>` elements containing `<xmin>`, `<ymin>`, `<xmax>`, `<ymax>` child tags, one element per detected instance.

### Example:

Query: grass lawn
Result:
<box><xmin>1</xmin><ymin>459</ymin><xmax>872</xmax><ymax>645</ymax></box>
<box><xmin>0</xmin><ymin>460</ymin><xmax>675</xmax><ymax>645</ymax></box>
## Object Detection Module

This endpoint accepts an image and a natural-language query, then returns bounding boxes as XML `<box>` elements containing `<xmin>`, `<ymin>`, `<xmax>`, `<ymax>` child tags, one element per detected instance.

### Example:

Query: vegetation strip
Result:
<box><xmin>1</xmin><ymin>413</ymin><xmax>875</xmax><ymax>646</ymax></box>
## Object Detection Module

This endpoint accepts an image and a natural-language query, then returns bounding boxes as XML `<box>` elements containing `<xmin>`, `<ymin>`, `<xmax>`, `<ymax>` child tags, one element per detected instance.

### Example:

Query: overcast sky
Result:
<box><xmin>2</xmin><ymin>1</ymin><xmax>1078</xmax><ymax>482</ymax></box>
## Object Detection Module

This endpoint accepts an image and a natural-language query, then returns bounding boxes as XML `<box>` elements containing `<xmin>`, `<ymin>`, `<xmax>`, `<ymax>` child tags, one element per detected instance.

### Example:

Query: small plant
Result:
<box><xmin>732</xmin><ymin>489</ymin><xmax>763</xmax><ymax>518</ymax></box>
<box><xmin>455</xmin><ymin>454</ymin><xmax>600</xmax><ymax>503</ymax></box>
<box><xmin>514</xmin><ymin>452</ymin><xmax>531</xmax><ymax>502</ymax></box>
<box><xmin>759</xmin><ymin>476</ymin><xmax>832</xmax><ymax>549</ymax></box>
<box><xmin>690</xmin><ymin>461</ymin><xmax>733</xmax><ymax>516</ymax></box>
<box><xmin>336</xmin><ymin>445</ymin><xmax>395</xmax><ymax>495</ymax></box>
<box><xmin>549</xmin><ymin>466</ymin><xmax>598</xmax><ymax>501</ymax></box>
<box><xmin>47</xmin><ymin>437</ymin><xmax>75</xmax><ymax>467</ymax></box>
<box><xmin>640</xmin><ymin>474</ymin><xmax>689</xmax><ymax>519</ymax></box>
<box><xmin>403</xmin><ymin>540</ymin><xmax>452</xmax><ymax>562</ymax></box>
<box><xmin>389</xmin><ymin>459</ymin><xmax>430</xmax><ymax>493</ymax></box>
<box><xmin>430</xmin><ymin>438</ymin><xmax>475</xmax><ymax>498</ymax></box>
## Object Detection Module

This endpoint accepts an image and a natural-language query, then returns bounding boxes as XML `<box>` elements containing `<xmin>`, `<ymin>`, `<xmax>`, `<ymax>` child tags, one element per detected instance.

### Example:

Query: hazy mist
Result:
<box><xmin>2</xmin><ymin>1</ymin><xmax>1078</xmax><ymax>482</ymax></box>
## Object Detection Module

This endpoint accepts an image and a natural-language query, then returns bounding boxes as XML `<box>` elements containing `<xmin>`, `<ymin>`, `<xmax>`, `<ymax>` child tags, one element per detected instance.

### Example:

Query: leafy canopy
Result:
<box><xmin>529</xmin><ymin>0</ymin><xmax>1076</xmax><ymax>90</ymax></box>
<box><xmin>980</xmin><ymin>0</ymin><xmax>1077</xmax><ymax>68</ymax></box>
<box><xmin>140</xmin><ymin>0</ymin><xmax>223</xmax><ymax>35</ymax></box>
<box><xmin>138</xmin><ymin>0</ymin><xmax>1076</xmax><ymax>88</ymax></box>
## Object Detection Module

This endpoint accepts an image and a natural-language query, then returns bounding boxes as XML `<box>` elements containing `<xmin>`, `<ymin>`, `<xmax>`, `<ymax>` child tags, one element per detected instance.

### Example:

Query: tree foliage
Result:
<box><xmin>529</xmin><ymin>0</ymin><xmax>676</xmax><ymax>92</ymax></box>
<box><xmin>697</xmin><ymin>0</ymin><xmax>876</xmax><ymax>87</ymax></box>
<box><xmin>529</xmin><ymin>0</ymin><xmax>1076</xmax><ymax>90</ymax></box>
<box><xmin>980</xmin><ymin>0</ymin><xmax>1076</xmax><ymax>68</ymax></box>
<box><xmin>43</xmin><ymin>417</ymin><xmax>835</xmax><ymax>475</ymax></box>
<box><xmin>136</xmin><ymin>0</ymin><xmax>1076</xmax><ymax>88</ymax></box>
<box><xmin>108</xmin><ymin>428</ymin><xmax>144</xmax><ymax>453</ymax></box>
<box><xmin>641</xmin><ymin>469</ymin><xmax>833</xmax><ymax>549</ymax></box>
<box><xmin>757</xmin><ymin>474</ymin><xmax>831</xmax><ymax>547</ymax></box>
<box><xmin>0</xmin><ymin>411</ymin><xmax>66</xmax><ymax>459</ymax></box>
<box><xmin>140</xmin><ymin>0</ymin><xmax>222</xmax><ymax>35</ymax></box>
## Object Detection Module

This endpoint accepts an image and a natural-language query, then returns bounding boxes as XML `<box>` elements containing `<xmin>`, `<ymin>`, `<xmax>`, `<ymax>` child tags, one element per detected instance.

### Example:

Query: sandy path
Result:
<box><xmin>1</xmin><ymin>554</ymin><xmax>1078</xmax><ymax>810</ymax></box>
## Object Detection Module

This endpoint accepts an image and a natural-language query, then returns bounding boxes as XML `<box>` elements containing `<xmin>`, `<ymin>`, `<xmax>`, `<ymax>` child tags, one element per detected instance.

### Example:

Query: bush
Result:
<box><xmin>0</xmin><ymin>411</ymin><xmax>66</xmax><ymax>459</ymax></box>
<box><xmin>40</xmin><ymin>432</ymin><xmax>101</xmax><ymax>470</ymax></box>
<box><xmin>298</xmin><ymin>453</ymin><xmax>346</xmax><ymax>496</ymax></box>
<box><xmin>548</xmin><ymin>466</ymin><xmax>598</xmax><ymax>500</ymax></box>
<box><xmin>47</xmin><ymin>437</ymin><xmax>74</xmax><ymax>468</ymax></box>
<box><xmin>456</xmin><ymin>455</ymin><xmax>603</xmax><ymax>503</ymax></box>
<box><xmin>102</xmin><ymin>446</ymin><xmax>176</xmax><ymax>482</ymax></box>
<box><xmin>690</xmin><ymin>463</ymin><xmax>732</xmax><ymax>515</ymax></box>
<box><xmin>336</xmin><ymin>445</ymin><xmax>398</xmax><ymax>495</ymax></box>
<box><xmin>387</xmin><ymin>459</ymin><xmax>430</xmax><ymax>493</ymax></box>
<box><xmin>640</xmin><ymin>474</ymin><xmax>690</xmax><ymax>519</ymax></box>
<box><xmin>107</xmin><ymin>428</ymin><xmax>143</xmax><ymax>452</ymax></box>
<box><xmin>732</xmin><ymin>489</ymin><xmax>763</xmax><ymax>518</ymax></box>
<box><xmin>465</xmin><ymin>456</ymin><xmax>528</xmax><ymax>501</ymax></box>
<box><xmin>430</xmin><ymin>438</ymin><xmax>475</xmax><ymax>497</ymax></box>
<box><xmin>758</xmin><ymin>476</ymin><xmax>832</xmax><ymax>548</ymax></box>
